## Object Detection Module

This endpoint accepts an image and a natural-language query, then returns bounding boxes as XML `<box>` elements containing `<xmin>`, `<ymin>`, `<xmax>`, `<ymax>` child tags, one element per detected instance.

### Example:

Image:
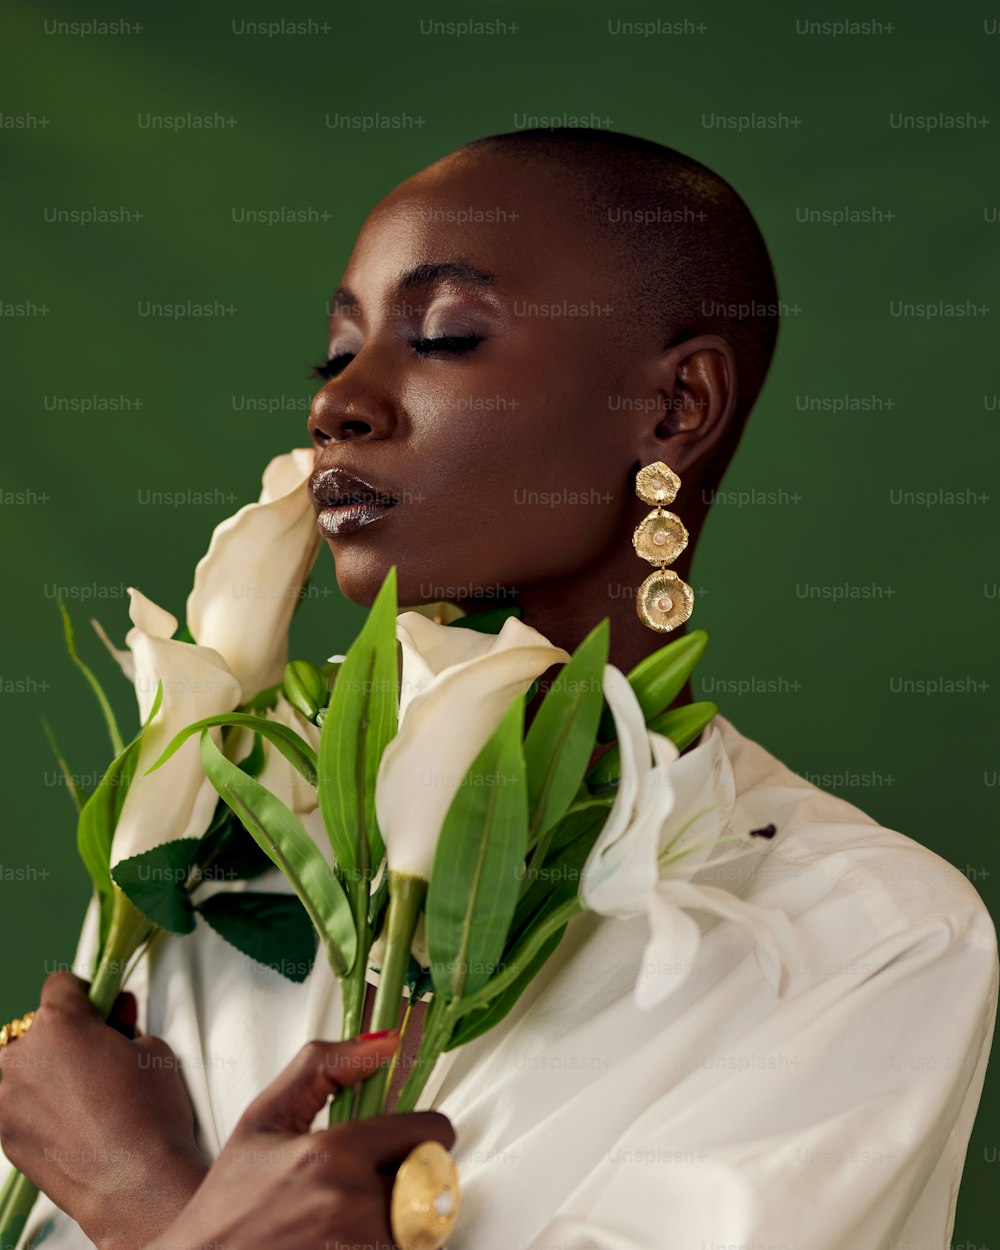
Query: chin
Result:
<box><xmin>328</xmin><ymin>543</ymin><xmax>524</xmax><ymax>619</ymax></box>
<box><xmin>326</xmin><ymin>547</ymin><xmax>388</xmax><ymax>609</ymax></box>
<box><xmin>326</xmin><ymin>542</ymin><xmax>441</xmax><ymax>612</ymax></box>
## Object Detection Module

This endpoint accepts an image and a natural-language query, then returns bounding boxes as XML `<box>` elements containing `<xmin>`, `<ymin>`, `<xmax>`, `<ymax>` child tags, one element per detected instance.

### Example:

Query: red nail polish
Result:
<box><xmin>356</xmin><ymin>1029</ymin><xmax>396</xmax><ymax>1041</ymax></box>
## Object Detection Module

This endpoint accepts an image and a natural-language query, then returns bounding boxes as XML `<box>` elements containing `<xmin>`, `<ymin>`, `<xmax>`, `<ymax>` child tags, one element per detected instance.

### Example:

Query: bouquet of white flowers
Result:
<box><xmin>141</xmin><ymin>541</ymin><xmax>798</xmax><ymax>1127</ymax></box>
<box><xmin>0</xmin><ymin>449</ymin><xmax>798</xmax><ymax>1249</ymax></box>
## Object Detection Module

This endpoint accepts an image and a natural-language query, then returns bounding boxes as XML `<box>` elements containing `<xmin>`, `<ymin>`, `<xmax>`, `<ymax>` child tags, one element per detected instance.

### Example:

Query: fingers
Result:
<box><xmin>330</xmin><ymin>1111</ymin><xmax>457</xmax><ymax>1168</ymax></box>
<box><xmin>38</xmin><ymin>975</ymin><xmax>140</xmax><ymax>1039</ymax></box>
<box><xmin>237</xmin><ymin>1034</ymin><xmax>401</xmax><ymax>1136</ymax></box>
<box><xmin>129</xmin><ymin>1033</ymin><xmax>180</xmax><ymax>1071</ymax></box>
<box><xmin>37</xmin><ymin>970</ymin><xmax>100</xmax><ymax>1019</ymax></box>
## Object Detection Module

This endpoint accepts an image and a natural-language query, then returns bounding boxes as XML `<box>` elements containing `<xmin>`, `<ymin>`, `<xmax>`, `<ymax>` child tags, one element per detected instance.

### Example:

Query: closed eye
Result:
<box><xmin>310</xmin><ymin>333</ymin><xmax>485</xmax><ymax>380</ymax></box>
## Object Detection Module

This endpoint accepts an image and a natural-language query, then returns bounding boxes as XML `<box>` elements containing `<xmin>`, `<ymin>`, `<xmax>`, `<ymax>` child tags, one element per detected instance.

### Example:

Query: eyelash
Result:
<box><xmin>310</xmin><ymin>334</ymin><xmax>485</xmax><ymax>380</ymax></box>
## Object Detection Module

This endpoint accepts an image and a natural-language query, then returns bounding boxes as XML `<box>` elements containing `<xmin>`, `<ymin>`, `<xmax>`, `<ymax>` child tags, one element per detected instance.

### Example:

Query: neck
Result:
<box><xmin>455</xmin><ymin>531</ymin><xmax>701</xmax><ymax>721</ymax></box>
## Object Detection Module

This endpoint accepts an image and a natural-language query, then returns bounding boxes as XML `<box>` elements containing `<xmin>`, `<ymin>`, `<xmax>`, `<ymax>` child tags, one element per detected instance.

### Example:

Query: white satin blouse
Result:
<box><xmin>7</xmin><ymin>711</ymin><xmax>997</xmax><ymax>1250</ymax></box>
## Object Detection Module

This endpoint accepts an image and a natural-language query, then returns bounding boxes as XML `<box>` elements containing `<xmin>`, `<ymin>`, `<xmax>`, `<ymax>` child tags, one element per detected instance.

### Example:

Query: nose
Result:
<box><xmin>307</xmin><ymin>381</ymin><xmax>397</xmax><ymax>446</ymax></box>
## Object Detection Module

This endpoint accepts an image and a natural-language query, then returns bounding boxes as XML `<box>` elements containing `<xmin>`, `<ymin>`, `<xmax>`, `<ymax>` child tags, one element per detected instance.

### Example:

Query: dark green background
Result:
<box><xmin>2</xmin><ymin>0</ymin><xmax>997</xmax><ymax>1240</ymax></box>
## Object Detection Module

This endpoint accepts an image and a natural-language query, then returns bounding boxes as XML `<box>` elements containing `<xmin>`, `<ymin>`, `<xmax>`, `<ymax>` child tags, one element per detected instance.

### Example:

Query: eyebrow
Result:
<box><xmin>329</xmin><ymin>258</ymin><xmax>497</xmax><ymax>318</ymax></box>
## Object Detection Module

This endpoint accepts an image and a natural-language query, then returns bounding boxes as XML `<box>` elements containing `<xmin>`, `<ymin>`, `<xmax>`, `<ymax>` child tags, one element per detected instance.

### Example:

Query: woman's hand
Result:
<box><xmin>0</xmin><ymin>970</ymin><xmax>209</xmax><ymax>1250</ymax></box>
<box><xmin>148</xmin><ymin>1033</ymin><xmax>456</xmax><ymax>1250</ymax></box>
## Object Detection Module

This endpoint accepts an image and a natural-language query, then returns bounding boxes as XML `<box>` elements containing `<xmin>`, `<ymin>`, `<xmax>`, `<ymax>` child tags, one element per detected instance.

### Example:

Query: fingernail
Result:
<box><xmin>356</xmin><ymin>1029</ymin><xmax>397</xmax><ymax>1041</ymax></box>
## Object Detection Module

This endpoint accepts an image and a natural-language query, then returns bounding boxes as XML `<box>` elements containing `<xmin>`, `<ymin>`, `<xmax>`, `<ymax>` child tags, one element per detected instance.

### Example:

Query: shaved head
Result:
<box><xmin>447</xmin><ymin>127</ymin><xmax>780</xmax><ymax>493</ymax></box>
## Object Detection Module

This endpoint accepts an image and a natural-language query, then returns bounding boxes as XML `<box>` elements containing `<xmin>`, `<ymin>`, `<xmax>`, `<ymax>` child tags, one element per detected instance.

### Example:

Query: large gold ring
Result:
<box><xmin>0</xmin><ymin>1012</ymin><xmax>35</xmax><ymax>1047</ymax></box>
<box><xmin>390</xmin><ymin>1140</ymin><xmax>460</xmax><ymax>1250</ymax></box>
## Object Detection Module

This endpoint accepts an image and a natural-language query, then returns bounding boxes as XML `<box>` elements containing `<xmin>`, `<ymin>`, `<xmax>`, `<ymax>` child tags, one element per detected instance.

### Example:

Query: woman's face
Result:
<box><xmin>307</xmin><ymin>153</ymin><xmax>658</xmax><ymax>610</ymax></box>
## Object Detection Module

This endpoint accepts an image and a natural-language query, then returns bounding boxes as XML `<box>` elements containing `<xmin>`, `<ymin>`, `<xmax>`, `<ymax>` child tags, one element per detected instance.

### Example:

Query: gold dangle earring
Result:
<box><xmin>633</xmin><ymin>461</ymin><xmax>695</xmax><ymax>633</ymax></box>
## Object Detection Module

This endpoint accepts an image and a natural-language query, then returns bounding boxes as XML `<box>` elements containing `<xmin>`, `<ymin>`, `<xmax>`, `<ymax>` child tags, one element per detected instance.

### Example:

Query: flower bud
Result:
<box><xmin>283</xmin><ymin>659</ymin><xmax>328</xmax><ymax>723</ymax></box>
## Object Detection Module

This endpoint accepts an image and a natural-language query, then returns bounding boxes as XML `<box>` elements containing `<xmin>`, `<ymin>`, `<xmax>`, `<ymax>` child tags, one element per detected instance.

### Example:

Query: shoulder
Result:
<box><xmin>712</xmin><ymin>712</ymin><xmax>998</xmax><ymax>962</ymax></box>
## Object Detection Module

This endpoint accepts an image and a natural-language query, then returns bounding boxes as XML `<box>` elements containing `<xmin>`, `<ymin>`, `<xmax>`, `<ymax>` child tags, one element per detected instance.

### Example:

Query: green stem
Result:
<box><xmin>353</xmin><ymin>872</ymin><xmax>426</xmax><ymax>1120</ymax></box>
<box><xmin>0</xmin><ymin>1170</ymin><xmax>38</xmax><ymax>1250</ymax></box>
<box><xmin>89</xmin><ymin>889</ymin><xmax>155</xmax><ymax>1017</ymax></box>
<box><xmin>39</xmin><ymin>718</ymin><xmax>84</xmax><ymax>814</ymax></box>
<box><xmin>328</xmin><ymin>880</ymin><xmax>371</xmax><ymax>1126</ymax></box>
<box><xmin>0</xmin><ymin>887</ymin><xmax>154</xmax><ymax>1249</ymax></box>
<box><xmin>58</xmin><ymin>602</ymin><xmax>124</xmax><ymax>758</ymax></box>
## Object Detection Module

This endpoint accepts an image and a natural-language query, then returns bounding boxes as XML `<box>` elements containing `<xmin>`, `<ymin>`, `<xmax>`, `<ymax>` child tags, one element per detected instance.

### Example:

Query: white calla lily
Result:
<box><xmin>186</xmin><ymin>447</ymin><xmax>321</xmax><ymax>699</ymax></box>
<box><xmin>110</xmin><ymin>588</ymin><xmax>242</xmax><ymax>870</ymax></box>
<box><xmin>374</xmin><ymin>611</ymin><xmax>571</xmax><ymax>881</ymax></box>
<box><xmin>582</xmin><ymin>664</ymin><xmax>798</xmax><ymax>1009</ymax></box>
<box><xmin>254</xmin><ymin>690</ymin><xmax>321</xmax><ymax>817</ymax></box>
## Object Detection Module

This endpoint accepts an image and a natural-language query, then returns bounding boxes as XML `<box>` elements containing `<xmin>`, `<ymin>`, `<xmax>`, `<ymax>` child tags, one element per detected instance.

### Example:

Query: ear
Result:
<box><xmin>638</xmin><ymin>334</ymin><xmax>736</xmax><ymax>477</ymax></box>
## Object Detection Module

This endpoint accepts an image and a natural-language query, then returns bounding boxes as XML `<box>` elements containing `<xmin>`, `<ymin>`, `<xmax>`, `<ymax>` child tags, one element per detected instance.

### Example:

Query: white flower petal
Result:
<box><xmin>375</xmin><ymin>613</ymin><xmax>569</xmax><ymax>881</ymax></box>
<box><xmin>399</xmin><ymin>601</ymin><xmax>467</xmax><ymax>626</ymax></box>
<box><xmin>575</xmin><ymin>695</ymin><xmax>798</xmax><ymax>1011</ymax></box>
<box><xmin>394</xmin><ymin>610</ymin><xmax>514</xmax><ymax>722</ymax></box>
<box><xmin>259</xmin><ymin>446</ymin><xmax>315</xmax><ymax>503</ymax></box>
<box><xmin>657</xmin><ymin>722</ymin><xmax>737</xmax><ymax>875</ymax></box>
<box><xmin>186</xmin><ymin>447</ymin><xmax>320</xmax><ymax>699</ymax></box>
<box><xmin>110</xmin><ymin>592</ymin><xmax>243</xmax><ymax>869</ymax></box>
<box><xmin>655</xmin><ymin>878</ymin><xmax>799</xmax><ymax>998</ymax></box>
<box><xmin>580</xmin><ymin>667</ymin><xmax>676</xmax><ymax>915</ymax></box>
<box><xmin>127</xmin><ymin>586</ymin><xmax>178</xmax><ymax>641</ymax></box>
<box><xmin>634</xmin><ymin>881</ymin><xmax>704</xmax><ymax>1009</ymax></box>
<box><xmin>90</xmin><ymin>616</ymin><xmax>134</xmax><ymax>684</ymax></box>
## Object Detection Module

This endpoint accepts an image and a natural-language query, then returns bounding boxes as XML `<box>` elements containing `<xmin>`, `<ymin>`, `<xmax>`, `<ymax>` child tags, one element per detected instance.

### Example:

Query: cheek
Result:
<box><xmin>325</xmin><ymin>350</ymin><xmax>633</xmax><ymax>605</ymax></box>
<box><xmin>403</xmin><ymin>352</ymin><xmax>624</xmax><ymax>499</ymax></box>
<box><xmin>400</xmin><ymin>383</ymin><xmax>629</xmax><ymax>580</ymax></box>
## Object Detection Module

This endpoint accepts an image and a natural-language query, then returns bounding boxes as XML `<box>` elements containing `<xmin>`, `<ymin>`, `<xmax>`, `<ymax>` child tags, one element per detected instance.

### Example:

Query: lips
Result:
<box><xmin>310</xmin><ymin>467</ymin><xmax>398</xmax><ymax>508</ymax></box>
<box><xmin>310</xmin><ymin>466</ymin><xmax>399</xmax><ymax>538</ymax></box>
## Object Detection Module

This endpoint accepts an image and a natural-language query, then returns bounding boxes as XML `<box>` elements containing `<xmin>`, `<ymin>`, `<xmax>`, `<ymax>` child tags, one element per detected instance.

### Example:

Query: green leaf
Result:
<box><xmin>596</xmin><ymin>629</ymin><xmax>709</xmax><ymax>742</ymax></box>
<box><xmin>587</xmin><ymin>700</ymin><xmax>718</xmax><ymax>788</ymax></box>
<box><xmin>76</xmin><ymin>681</ymin><xmax>163</xmax><ymax>949</ymax></box>
<box><xmin>59</xmin><ymin>600</ymin><xmax>124</xmax><ymax>756</ymax></box>
<box><xmin>523</xmin><ymin>618</ymin><xmax>609</xmax><ymax>853</ymax></box>
<box><xmin>195</xmin><ymin>892</ymin><xmax>318</xmax><ymax>983</ymax></box>
<box><xmin>111</xmin><ymin>838</ymin><xmax>202</xmax><ymax>933</ymax></box>
<box><xmin>444</xmin><ymin>605</ymin><xmax>523</xmax><ymax>633</ymax></box>
<box><xmin>194</xmin><ymin>808</ymin><xmax>275</xmax><ymax>882</ymax></box>
<box><xmin>450</xmin><ymin>894</ymin><xmax>584</xmax><ymax>1016</ymax></box>
<box><xmin>144</xmin><ymin>712</ymin><xmax>317</xmax><ymax>787</ymax></box>
<box><xmin>199</xmin><ymin>730</ymin><xmax>357</xmax><ymax>977</ymax></box>
<box><xmin>426</xmin><ymin>695</ymin><xmax>529</xmax><ymax>1000</ymax></box>
<box><xmin>41</xmin><ymin>717</ymin><xmax>84</xmax><ymax>813</ymax></box>
<box><xmin>430</xmin><ymin>803</ymin><xmax>598</xmax><ymax>1042</ymax></box>
<box><xmin>513</xmin><ymin>802</ymin><xmax>610</xmax><ymax>935</ymax></box>
<box><xmin>445</xmin><ymin>924</ymin><xmax>566</xmax><ymax>1050</ymax></box>
<box><xmin>648</xmin><ymin>700</ymin><xmax>719</xmax><ymax>747</ymax></box>
<box><xmin>318</xmin><ymin>565</ymin><xmax>398</xmax><ymax>880</ymax></box>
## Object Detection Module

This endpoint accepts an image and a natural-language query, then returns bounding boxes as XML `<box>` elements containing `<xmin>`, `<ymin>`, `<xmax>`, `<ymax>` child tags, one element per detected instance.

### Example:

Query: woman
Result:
<box><xmin>0</xmin><ymin>129</ymin><xmax>995</xmax><ymax>1250</ymax></box>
